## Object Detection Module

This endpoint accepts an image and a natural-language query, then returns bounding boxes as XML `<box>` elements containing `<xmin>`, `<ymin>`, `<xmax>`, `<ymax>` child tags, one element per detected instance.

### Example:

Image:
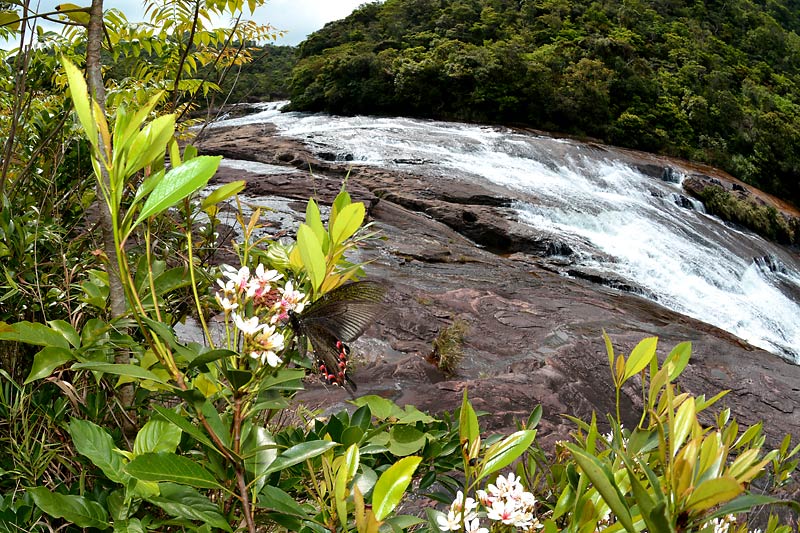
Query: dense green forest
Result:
<box><xmin>284</xmin><ymin>0</ymin><xmax>800</xmax><ymax>207</ymax></box>
<box><xmin>218</xmin><ymin>45</ymin><xmax>296</xmax><ymax>102</ymax></box>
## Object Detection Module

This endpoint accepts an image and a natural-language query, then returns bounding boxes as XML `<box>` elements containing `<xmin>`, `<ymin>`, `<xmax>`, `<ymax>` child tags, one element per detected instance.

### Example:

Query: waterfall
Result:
<box><xmin>212</xmin><ymin>102</ymin><xmax>800</xmax><ymax>363</ymax></box>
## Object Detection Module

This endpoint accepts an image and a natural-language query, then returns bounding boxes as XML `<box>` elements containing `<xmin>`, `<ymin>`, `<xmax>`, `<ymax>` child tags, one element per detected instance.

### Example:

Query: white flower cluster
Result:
<box><xmin>438</xmin><ymin>473</ymin><xmax>541</xmax><ymax>533</ymax></box>
<box><xmin>214</xmin><ymin>263</ymin><xmax>307</xmax><ymax>368</ymax></box>
<box><xmin>702</xmin><ymin>515</ymin><xmax>737</xmax><ymax>533</ymax></box>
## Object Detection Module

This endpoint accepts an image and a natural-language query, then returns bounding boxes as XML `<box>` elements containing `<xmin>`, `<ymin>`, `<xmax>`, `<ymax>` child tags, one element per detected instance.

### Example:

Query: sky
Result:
<box><xmin>10</xmin><ymin>0</ymin><xmax>369</xmax><ymax>47</ymax></box>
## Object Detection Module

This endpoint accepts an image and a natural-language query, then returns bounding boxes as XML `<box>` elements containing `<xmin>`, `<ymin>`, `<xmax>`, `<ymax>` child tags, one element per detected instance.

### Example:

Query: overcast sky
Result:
<box><xmin>18</xmin><ymin>1</ymin><xmax>369</xmax><ymax>46</ymax></box>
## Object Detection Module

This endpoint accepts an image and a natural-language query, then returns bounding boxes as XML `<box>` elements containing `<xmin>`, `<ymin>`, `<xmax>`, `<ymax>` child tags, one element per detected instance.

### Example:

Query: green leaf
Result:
<box><xmin>330</xmin><ymin>202</ymin><xmax>365</xmax><ymax>246</ymax></box>
<box><xmin>125</xmin><ymin>452</ymin><xmax>223</xmax><ymax>489</ymax></box>
<box><xmin>0</xmin><ymin>320</ymin><xmax>71</xmax><ymax>348</ymax></box>
<box><xmin>134</xmin><ymin>419</ymin><xmax>182</xmax><ymax>455</ymax></box>
<box><xmin>685</xmin><ymin>477</ymin><xmax>743</xmax><ymax>512</ymax></box>
<box><xmin>113</xmin><ymin>518</ymin><xmax>145</xmax><ymax>533</ymax></box>
<box><xmin>259</xmin><ymin>485</ymin><xmax>310</xmax><ymax>517</ymax></box>
<box><xmin>336</xmin><ymin>444</ymin><xmax>360</xmax><ymax>528</ymax></box>
<box><xmin>624</xmin><ymin>337</ymin><xmax>657</xmax><ymax>381</ymax></box>
<box><xmin>25</xmin><ymin>347</ymin><xmax>73</xmax><ymax>384</ymax></box>
<box><xmin>707</xmin><ymin>493</ymin><xmax>800</xmax><ymax>520</ymax></box>
<box><xmin>148</xmin><ymin>483</ymin><xmax>232</xmax><ymax>532</ymax></box>
<box><xmin>201</xmin><ymin>180</ymin><xmax>246</xmax><ymax>210</ymax></box>
<box><xmin>602</xmin><ymin>330</ymin><xmax>615</xmax><ymax>369</ymax></box>
<box><xmin>152</xmin><ymin>406</ymin><xmax>218</xmax><ymax>452</ymax></box>
<box><xmin>0</xmin><ymin>11</ymin><xmax>21</xmax><ymax>31</ymax></box>
<box><xmin>566</xmin><ymin>444</ymin><xmax>636</xmax><ymax>533</ymax></box>
<box><xmin>297</xmin><ymin>224</ymin><xmax>326</xmax><ymax>292</ymax></box>
<box><xmin>479</xmin><ymin>430</ymin><xmax>537</xmax><ymax>480</ymax></box>
<box><xmin>29</xmin><ymin>487</ymin><xmax>110</xmax><ymax>529</ymax></box>
<box><xmin>123</xmin><ymin>114</ymin><xmax>176</xmax><ymax>178</ymax></box>
<box><xmin>672</xmin><ymin>398</ymin><xmax>696</xmax><ymax>456</ymax></box>
<box><xmin>388</xmin><ymin>425</ymin><xmax>426</xmax><ymax>456</ymax></box>
<box><xmin>61</xmin><ymin>57</ymin><xmax>99</xmax><ymax>151</ymax></box>
<box><xmin>187</xmin><ymin>349</ymin><xmax>238</xmax><ymax>370</ymax></box>
<box><xmin>133</xmin><ymin>155</ymin><xmax>222</xmax><ymax>228</ymax></box>
<box><xmin>331</xmin><ymin>188</ymin><xmax>352</xmax><ymax>228</ymax></box>
<box><xmin>68</xmin><ymin>419</ymin><xmax>130</xmax><ymax>485</ymax></box>
<box><xmin>351</xmin><ymin>395</ymin><xmax>401</xmax><ymax>420</ymax></box>
<box><xmin>372</xmin><ymin>456</ymin><xmax>422</xmax><ymax>521</ymax></box>
<box><xmin>264</xmin><ymin>440</ymin><xmax>338</xmax><ymax>476</ymax></box>
<box><xmin>71</xmin><ymin>362</ymin><xmax>168</xmax><ymax>385</ymax></box>
<box><xmin>305</xmin><ymin>198</ymin><xmax>328</xmax><ymax>248</ymax></box>
<box><xmin>47</xmin><ymin>320</ymin><xmax>80</xmax><ymax>348</ymax></box>
<box><xmin>665</xmin><ymin>341</ymin><xmax>691</xmax><ymax>381</ymax></box>
<box><xmin>242</xmin><ymin>424</ymin><xmax>277</xmax><ymax>496</ymax></box>
<box><xmin>459</xmin><ymin>389</ymin><xmax>479</xmax><ymax>448</ymax></box>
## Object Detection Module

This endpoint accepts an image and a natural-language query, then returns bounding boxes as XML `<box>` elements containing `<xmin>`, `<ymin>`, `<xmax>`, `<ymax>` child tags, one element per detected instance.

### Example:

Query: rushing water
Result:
<box><xmin>212</xmin><ymin>102</ymin><xmax>800</xmax><ymax>363</ymax></box>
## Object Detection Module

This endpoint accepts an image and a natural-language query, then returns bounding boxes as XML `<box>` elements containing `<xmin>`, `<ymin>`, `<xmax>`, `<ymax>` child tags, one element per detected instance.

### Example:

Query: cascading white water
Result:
<box><xmin>212</xmin><ymin>102</ymin><xmax>800</xmax><ymax>363</ymax></box>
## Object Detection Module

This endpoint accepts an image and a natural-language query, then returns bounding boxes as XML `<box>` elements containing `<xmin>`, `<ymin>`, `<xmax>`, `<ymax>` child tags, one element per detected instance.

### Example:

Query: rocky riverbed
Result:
<box><xmin>195</xmin><ymin>122</ymin><xmax>800</xmax><ymax>458</ymax></box>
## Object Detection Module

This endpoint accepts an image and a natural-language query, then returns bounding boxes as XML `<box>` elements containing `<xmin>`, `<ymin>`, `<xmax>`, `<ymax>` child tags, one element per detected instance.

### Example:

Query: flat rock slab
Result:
<box><xmin>197</xmin><ymin>124</ymin><xmax>800</xmax><ymax>452</ymax></box>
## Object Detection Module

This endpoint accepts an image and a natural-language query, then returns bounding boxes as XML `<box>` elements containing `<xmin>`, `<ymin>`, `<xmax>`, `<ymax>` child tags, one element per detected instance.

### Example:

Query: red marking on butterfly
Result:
<box><xmin>288</xmin><ymin>281</ymin><xmax>386</xmax><ymax>395</ymax></box>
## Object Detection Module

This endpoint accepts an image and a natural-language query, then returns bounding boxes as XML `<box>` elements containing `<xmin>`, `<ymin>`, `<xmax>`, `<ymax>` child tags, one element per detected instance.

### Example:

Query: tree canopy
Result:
<box><xmin>286</xmin><ymin>0</ymin><xmax>800</xmax><ymax>207</ymax></box>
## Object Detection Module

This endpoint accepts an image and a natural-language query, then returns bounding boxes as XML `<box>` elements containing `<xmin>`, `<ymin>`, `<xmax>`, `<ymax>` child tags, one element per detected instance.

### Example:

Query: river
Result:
<box><xmin>211</xmin><ymin>102</ymin><xmax>800</xmax><ymax>364</ymax></box>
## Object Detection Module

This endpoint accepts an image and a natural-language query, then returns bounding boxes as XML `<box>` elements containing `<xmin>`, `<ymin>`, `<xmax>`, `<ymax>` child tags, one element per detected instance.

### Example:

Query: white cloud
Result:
<box><xmin>6</xmin><ymin>1</ymin><xmax>370</xmax><ymax>45</ymax></box>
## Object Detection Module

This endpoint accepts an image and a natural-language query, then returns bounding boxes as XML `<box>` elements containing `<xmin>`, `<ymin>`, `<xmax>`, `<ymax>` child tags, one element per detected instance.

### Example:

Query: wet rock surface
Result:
<box><xmin>196</xmin><ymin>124</ymin><xmax>800</xmax><ymax>451</ymax></box>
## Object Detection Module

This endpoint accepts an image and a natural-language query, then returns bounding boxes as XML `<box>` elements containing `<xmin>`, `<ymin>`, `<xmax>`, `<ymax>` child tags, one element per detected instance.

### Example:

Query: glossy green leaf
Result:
<box><xmin>372</xmin><ymin>456</ymin><xmax>422</xmax><ymax>521</ymax></box>
<box><xmin>336</xmin><ymin>444</ymin><xmax>360</xmax><ymax>528</ymax></box>
<box><xmin>263</xmin><ymin>440</ymin><xmax>338</xmax><ymax>476</ymax></box>
<box><xmin>0</xmin><ymin>11</ymin><xmax>20</xmax><ymax>31</ymax></box>
<box><xmin>201</xmin><ymin>180</ymin><xmax>245</xmax><ymax>210</ymax></box>
<box><xmin>123</xmin><ymin>114</ymin><xmax>176</xmax><ymax>177</ymax></box>
<box><xmin>602</xmin><ymin>330</ymin><xmax>614</xmax><ymax>369</ymax></box>
<box><xmin>664</xmin><ymin>341</ymin><xmax>691</xmax><ymax>381</ymax></box>
<box><xmin>243</xmin><ymin>424</ymin><xmax>277</xmax><ymax>496</ymax></box>
<box><xmin>388</xmin><ymin>425</ymin><xmax>426</xmax><ymax>456</ymax></box>
<box><xmin>133</xmin><ymin>155</ymin><xmax>221</xmax><ymax>227</ymax></box>
<box><xmin>331</xmin><ymin>188</ymin><xmax>352</xmax><ymax>228</ymax></box>
<box><xmin>187</xmin><ymin>349</ymin><xmax>238</xmax><ymax>370</ymax></box>
<box><xmin>25</xmin><ymin>347</ymin><xmax>73</xmax><ymax>384</ymax></box>
<box><xmin>152</xmin><ymin>406</ymin><xmax>218</xmax><ymax>452</ymax></box>
<box><xmin>62</xmin><ymin>57</ymin><xmax>99</xmax><ymax>151</ymax></box>
<box><xmin>69</xmin><ymin>419</ymin><xmax>129</xmax><ymax>485</ymax></box>
<box><xmin>134</xmin><ymin>419</ymin><xmax>182</xmax><ymax>455</ymax></box>
<box><xmin>685</xmin><ymin>477</ymin><xmax>743</xmax><ymax>512</ymax></box>
<box><xmin>566</xmin><ymin>444</ymin><xmax>636</xmax><ymax>533</ymax></box>
<box><xmin>71</xmin><ymin>362</ymin><xmax>168</xmax><ymax>385</ymax></box>
<box><xmin>459</xmin><ymin>389</ymin><xmax>479</xmax><ymax>447</ymax></box>
<box><xmin>29</xmin><ymin>487</ymin><xmax>110</xmax><ymax>529</ymax></box>
<box><xmin>305</xmin><ymin>198</ymin><xmax>328</xmax><ymax>248</ymax></box>
<box><xmin>47</xmin><ymin>320</ymin><xmax>80</xmax><ymax>348</ymax></box>
<box><xmin>297</xmin><ymin>223</ymin><xmax>326</xmax><ymax>292</ymax></box>
<box><xmin>672</xmin><ymin>397</ymin><xmax>696</xmax><ymax>456</ymax></box>
<box><xmin>479</xmin><ymin>430</ymin><xmax>537</xmax><ymax>480</ymax></box>
<box><xmin>259</xmin><ymin>485</ymin><xmax>309</xmax><ymax>517</ymax></box>
<box><xmin>148</xmin><ymin>483</ymin><xmax>232</xmax><ymax>532</ymax></box>
<box><xmin>707</xmin><ymin>493</ymin><xmax>800</xmax><ymax>521</ymax></box>
<box><xmin>330</xmin><ymin>202</ymin><xmax>365</xmax><ymax>246</ymax></box>
<box><xmin>125</xmin><ymin>452</ymin><xmax>222</xmax><ymax>489</ymax></box>
<box><xmin>0</xmin><ymin>320</ymin><xmax>71</xmax><ymax>348</ymax></box>
<box><xmin>624</xmin><ymin>336</ymin><xmax>657</xmax><ymax>381</ymax></box>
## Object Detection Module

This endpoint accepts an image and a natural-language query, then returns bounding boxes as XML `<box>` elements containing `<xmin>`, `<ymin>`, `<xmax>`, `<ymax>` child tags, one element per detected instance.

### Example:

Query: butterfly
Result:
<box><xmin>288</xmin><ymin>280</ymin><xmax>386</xmax><ymax>394</ymax></box>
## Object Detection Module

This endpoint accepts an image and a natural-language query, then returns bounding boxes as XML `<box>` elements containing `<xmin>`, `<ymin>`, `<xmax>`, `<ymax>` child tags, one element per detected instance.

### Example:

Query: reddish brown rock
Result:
<box><xmin>197</xmin><ymin>124</ymin><xmax>800</xmax><ymax>452</ymax></box>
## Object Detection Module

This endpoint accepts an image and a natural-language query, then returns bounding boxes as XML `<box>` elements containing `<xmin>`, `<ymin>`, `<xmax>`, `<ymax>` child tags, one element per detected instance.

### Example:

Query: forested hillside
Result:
<box><xmin>286</xmin><ymin>0</ymin><xmax>800</xmax><ymax>207</ymax></box>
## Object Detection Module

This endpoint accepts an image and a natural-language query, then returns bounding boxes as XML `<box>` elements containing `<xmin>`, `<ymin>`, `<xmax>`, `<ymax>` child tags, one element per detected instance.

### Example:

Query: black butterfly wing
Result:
<box><xmin>290</xmin><ymin>281</ymin><xmax>386</xmax><ymax>394</ymax></box>
<box><xmin>304</xmin><ymin>322</ymin><xmax>357</xmax><ymax>394</ymax></box>
<box><xmin>299</xmin><ymin>281</ymin><xmax>387</xmax><ymax>342</ymax></box>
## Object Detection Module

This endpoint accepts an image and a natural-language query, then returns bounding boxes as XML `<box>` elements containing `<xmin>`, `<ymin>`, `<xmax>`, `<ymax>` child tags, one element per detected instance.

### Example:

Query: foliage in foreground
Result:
<box><xmin>0</xmin><ymin>2</ymin><xmax>798</xmax><ymax>532</ymax></box>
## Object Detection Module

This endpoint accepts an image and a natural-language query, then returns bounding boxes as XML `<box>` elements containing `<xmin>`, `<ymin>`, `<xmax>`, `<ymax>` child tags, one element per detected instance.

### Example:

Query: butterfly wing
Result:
<box><xmin>292</xmin><ymin>281</ymin><xmax>386</xmax><ymax>393</ymax></box>
<box><xmin>299</xmin><ymin>281</ymin><xmax>387</xmax><ymax>342</ymax></box>
<box><xmin>304</xmin><ymin>322</ymin><xmax>357</xmax><ymax>394</ymax></box>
